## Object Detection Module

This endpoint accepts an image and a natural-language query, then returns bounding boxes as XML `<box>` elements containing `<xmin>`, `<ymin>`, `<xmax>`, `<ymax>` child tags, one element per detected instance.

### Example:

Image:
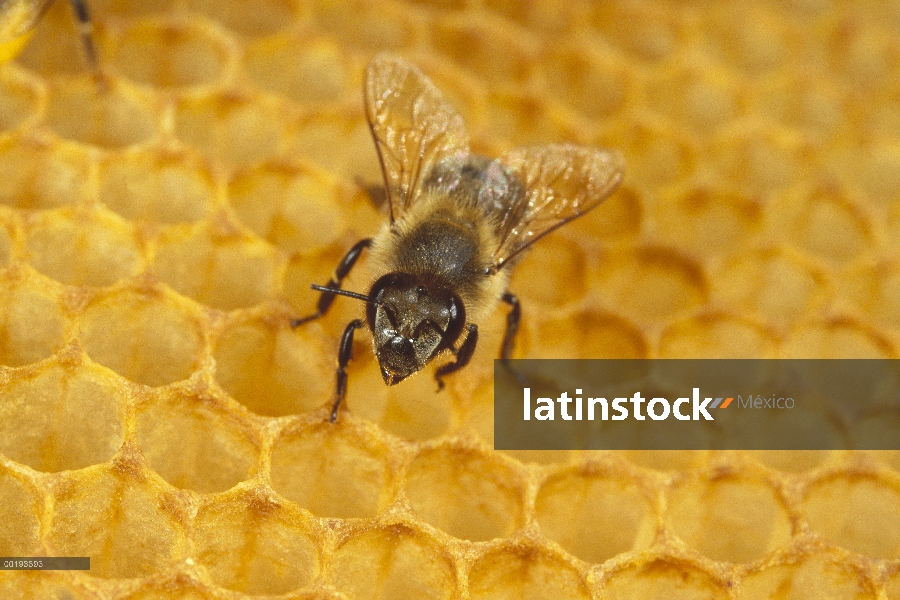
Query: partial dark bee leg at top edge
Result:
<box><xmin>291</xmin><ymin>238</ymin><xmax>372</xmax><ymax>327</ymax></box>
<box><xmin>500</xmin><ymin>292</ymin><xmax>527</xmax><ymax>384</ymax></box>
<box><xmin>434</xmin><ymin>323</ymin><xmax>478</xmax><ymax>391</ymax></box>
<box><xmin>69</xmin><ymin>0</ymin><xmax>99</xmax><ymax>75</ymax></box>
<box><xmin>330</xmin><ymin>318</ymin><xmax>364</xmax><ymax>423</ymax></box>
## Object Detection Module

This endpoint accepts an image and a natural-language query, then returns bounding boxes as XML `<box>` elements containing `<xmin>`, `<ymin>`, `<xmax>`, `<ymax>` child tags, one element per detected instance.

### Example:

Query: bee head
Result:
<box><xmin>367</xmin><ymin>273</ymin><xmax>466</xmax><ymax>385</ymax></box>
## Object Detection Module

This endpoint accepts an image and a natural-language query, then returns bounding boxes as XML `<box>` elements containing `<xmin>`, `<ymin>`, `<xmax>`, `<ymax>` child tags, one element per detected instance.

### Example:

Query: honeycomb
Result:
<box><xmin>0</xmin><ymin>0</ymin><xmax>899</xmax><ymax>598</ymax></box>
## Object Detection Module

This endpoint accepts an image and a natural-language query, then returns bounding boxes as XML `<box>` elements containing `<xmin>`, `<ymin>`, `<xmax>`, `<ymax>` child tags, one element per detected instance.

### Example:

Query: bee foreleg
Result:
<box><xmin>330</xmin><ymin>318</ymin><xmax>364</xmax><ymax>423</ymax></box>
<box><xmin>434</xmin><ymin>323</ymin><xmax>478</xmax><ymax>391</ymax></box>
<box><xmin>292</xmin><ymin>238</ymin><xmax>372</xmax><ymax>327</ymax></box>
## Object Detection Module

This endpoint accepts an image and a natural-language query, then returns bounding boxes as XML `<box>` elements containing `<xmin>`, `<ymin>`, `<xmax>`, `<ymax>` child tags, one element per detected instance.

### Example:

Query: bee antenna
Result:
<box><xmin>311</xmin><ymin>284</ymin><xmax>374</xmax><ymax>304</ymax></box>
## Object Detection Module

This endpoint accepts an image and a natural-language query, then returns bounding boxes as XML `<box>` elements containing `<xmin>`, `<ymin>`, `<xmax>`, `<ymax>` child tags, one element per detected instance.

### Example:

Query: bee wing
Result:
<box><xmin>492</xmin><ymin>144</ymin><xmax>625</xmax><ymax>269</ymax></box>
<box><xmin>365</xmin><ymin>53</ymin><xmax>470</xmax><ymax>222</ymax></box>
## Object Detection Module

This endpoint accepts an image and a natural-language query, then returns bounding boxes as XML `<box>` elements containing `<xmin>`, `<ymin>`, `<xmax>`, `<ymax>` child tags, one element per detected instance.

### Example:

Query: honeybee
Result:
<box><xmin>0</xmin><ymin>0</ymin><xmax>97</xmax><ymax>70</ymax></box>
<box><xmin>294</xmin><ymin>53</ymin><xmax>625</xmax><ymax>422</ymax></box>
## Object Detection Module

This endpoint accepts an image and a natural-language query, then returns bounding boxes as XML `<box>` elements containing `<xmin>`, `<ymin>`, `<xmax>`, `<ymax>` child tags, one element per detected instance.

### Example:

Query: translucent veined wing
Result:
<box><xmin>364</xmin><ymin>53</ymin><xmax>470</xmax><ymax>222</ymax></box>
<box><xmin>491</xmin><ymin>144</ymin><xmax>625</xmax><ymax>269</ymax></box>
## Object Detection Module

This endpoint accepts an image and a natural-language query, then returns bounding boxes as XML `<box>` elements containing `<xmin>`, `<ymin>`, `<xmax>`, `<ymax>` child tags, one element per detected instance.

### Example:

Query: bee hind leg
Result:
<box><xmin>434</xmin><ymin>324</ymin><xmax>478</xmax><ymax>391</ymax></box>
<box><xmin>292</xmin><ymin>238</ymin><xmax>372</xmax><ymax>327</ymax></box>
<box><xmin>330</xmin><ymin>319</ymin><xmax>364</xmax><ymax>423</ymax></box>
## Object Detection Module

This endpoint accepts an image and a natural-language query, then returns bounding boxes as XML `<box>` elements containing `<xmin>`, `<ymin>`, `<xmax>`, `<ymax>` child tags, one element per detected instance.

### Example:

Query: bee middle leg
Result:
<box><xmin>435</xmin><ymin>324</ymin><xmax>478</xmax><ymax>391</ymax></box>
<box><xmin>329</xmin><ymin>318</ymin><xmax>364</xmax><ymax>423</ymax></box>
<box><xmin>500</xmin><ymin>292</ymin><xmax>527</xmax><ymax>384</ymax></box>
<box><xmin>292</xmin><ymin>238</ymin><xmax>372</xmax><ymax>326</ymax></box>
<box><xmin>500</xmin><ymin>292</ymin><xmax>521</xmax><ymax>360</ymax></box>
